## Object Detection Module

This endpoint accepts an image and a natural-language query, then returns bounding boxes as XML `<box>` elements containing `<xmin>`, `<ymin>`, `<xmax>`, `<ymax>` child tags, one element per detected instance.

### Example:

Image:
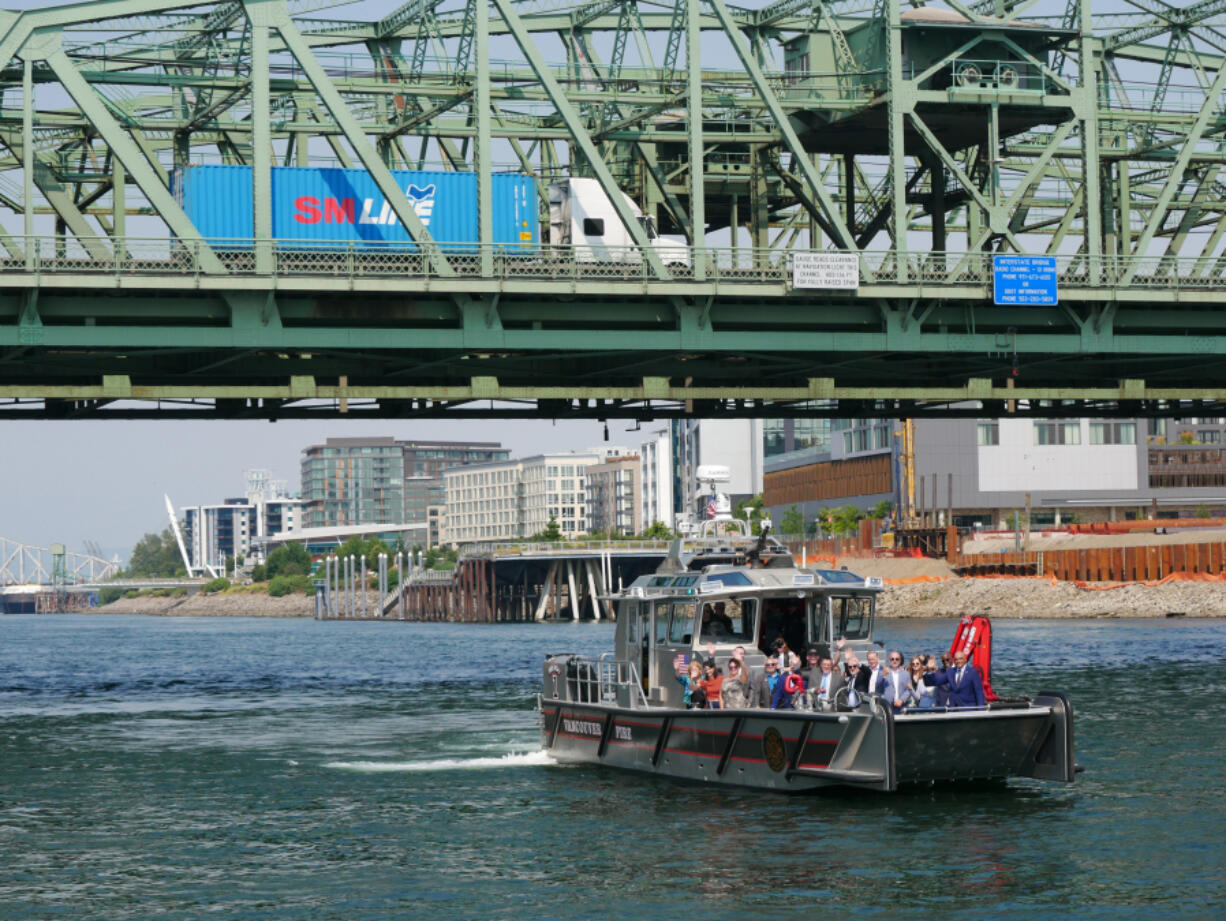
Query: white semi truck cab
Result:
<box><xmin>547</xmin><ymin>177</ymin><xmax>690</xmax><ymax>266</ymax></box>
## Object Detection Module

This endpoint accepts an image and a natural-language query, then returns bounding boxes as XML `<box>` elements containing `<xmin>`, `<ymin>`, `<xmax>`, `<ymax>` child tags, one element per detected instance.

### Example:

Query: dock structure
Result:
<box><xmin>318</xmin><ymin>542</ymin><xmax>671</xmax><ymax>623</ymax></box>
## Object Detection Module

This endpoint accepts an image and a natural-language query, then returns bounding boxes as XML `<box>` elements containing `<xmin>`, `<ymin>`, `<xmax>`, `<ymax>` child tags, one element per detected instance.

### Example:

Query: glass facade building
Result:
<box><xmin>301</xmin><ymin>437</ymin><xmax>508</xmax><ymax>529</ymax></box>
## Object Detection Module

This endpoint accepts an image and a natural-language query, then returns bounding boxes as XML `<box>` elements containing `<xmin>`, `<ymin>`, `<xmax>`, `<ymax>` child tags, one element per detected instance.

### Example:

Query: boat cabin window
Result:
<box><xmin>808</xmin><ymin>600</ymin><xmax>831</xmax><ymax>652</ymax></box>
<box><xmin>759</xmin><ymin>596</ymin><xmax>807</xmax><ymax>657</ymax></box>
<box><xmin>654</xmin><ymin>601</ymin><xmax>670</xmax><ymax>644</ymax></box>
<box><xmin>698</xmin><ymin>599</ymin><xmax>756</xmax><ymax>644</ymax></box>
<box><xmin>702</xmin><ymin>572</ymin><xmax>752</xmax><ymax>588</ymax></box>
<box><xmin>623</xmin><ymin>601</ymin><xmax>643</xmax><ymax>646</ymax></box>
<box><xmin>831</xmin><ymin>595</ymin><xmax>873</xmax><ymax>640</ymax></box>
<box><xmin>668</xmin><ymin>601</ymin><xmax>696</xmax><ymax>644</ymax></box>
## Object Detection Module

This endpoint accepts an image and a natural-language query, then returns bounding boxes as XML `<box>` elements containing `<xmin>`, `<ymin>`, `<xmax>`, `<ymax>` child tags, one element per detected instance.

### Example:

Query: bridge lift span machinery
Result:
<box><xmin>4</xmin><ymin>0</ymin><xmax>1226</xmax><ymax>419</ymax></box>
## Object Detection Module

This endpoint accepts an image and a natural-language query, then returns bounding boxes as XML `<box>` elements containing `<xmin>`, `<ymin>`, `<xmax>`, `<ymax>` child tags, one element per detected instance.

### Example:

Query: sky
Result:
<box><xmin>0</xmin><ymin>416</ymin><xmax>630</xmax><ymax>561</ymax></box>
<box><xmin>0</xmin><ymin>0</ymin><xmax>1178</xmax><ymax>561</ymax></box>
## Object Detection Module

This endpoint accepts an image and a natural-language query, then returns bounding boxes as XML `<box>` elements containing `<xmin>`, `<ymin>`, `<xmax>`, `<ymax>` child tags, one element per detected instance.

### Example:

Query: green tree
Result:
<box><xmin>830</xmin><ymin>505</ymin><xmax>863</xmax><ymax>537</ymax></box>
<box><xmin>733</xmin><ymin>494</ymin><xmax>768</xmax><ymax>535</ymax></box>
<box><xmin>98</xmin><ymin>586</ymin><xmax>125</xmax><ymax>606</ymax></box>
<box><xmin>870</xmin><ymin>500</ymin><xmax>893</xmax><ymax>520</ymax></box>
<box><xmin>638</xmin><ymin>521</ymin><xmax>674</xmax><ymax>539</ymax></box>
<box><xmin>423</xmin><ymin>546</ymin><xmax>459</xmax><ymax>570</ymax></box>
<box><xmin>268</xmin><ymin>574</ymin><xmax>310</xmax><ymax>597</ymax></box>
<box><xmin>126</xmin><ymin>528</ymin><xmax>186</xmax><ymax>578</ymax></box>
<box><xmin>265</xmin><ymin>542</ymin><xmax>311</xmax><ymax>579</ymax></box>
<box><xmin>529</xmin><ymin>515</ymin><xmax>562</xmax><ymax>542</ymax></box>
<box><xmin>334</xmin><ymin>535</ymin><xmax>393</xmax><ymax>563</ymax></box>
<box><xmin>780</xmin><ymin>505</ymin><xmax>806</xmax><ymax>536</ymax></box>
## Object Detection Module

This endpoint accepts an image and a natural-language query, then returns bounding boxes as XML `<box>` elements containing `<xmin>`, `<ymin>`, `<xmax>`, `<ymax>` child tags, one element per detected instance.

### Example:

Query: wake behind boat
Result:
<box><xmin>538</xmin><ymin>516</ymin><xmax>1075</xmax><ymax>793</ymax></box>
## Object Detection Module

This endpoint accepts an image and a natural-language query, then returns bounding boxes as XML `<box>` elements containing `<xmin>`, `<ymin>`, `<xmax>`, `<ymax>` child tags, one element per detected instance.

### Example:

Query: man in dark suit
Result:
<box><xmin>809</xmin><ymin>655</ymin><xmax>845</xmax><ymax>708</ymax></box>
<box><xmin>750</xmin><ymin>652</ymin><xmax>781</xmax><ymax>708</ymax></box>
<box><xmin>924</xmin><ymin>650</ymin><xmax>986</xmax><ymax>708</ymax></box>
<box><xmin>850</xmin><ymin>650</ymin><xmax>885</xmax><ymax>695</ymax></box>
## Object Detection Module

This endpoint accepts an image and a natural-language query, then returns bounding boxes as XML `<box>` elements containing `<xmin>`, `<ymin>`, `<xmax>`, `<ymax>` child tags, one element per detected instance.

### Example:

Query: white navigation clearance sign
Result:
<box><xmin>792</xmin><ymin>252</ymin><xmax>860</xmax><ymax>290</ymax></box>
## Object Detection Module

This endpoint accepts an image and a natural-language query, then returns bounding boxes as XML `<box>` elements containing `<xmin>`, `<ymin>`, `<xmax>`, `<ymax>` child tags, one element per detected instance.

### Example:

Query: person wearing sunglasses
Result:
<box><xmin>721</xmin><ymin>657</ymin><xmax>751</xmax><ymax>710</ymax></box>
<box><xmin>909</xmin><ymin>656</ymin><xmax>936</xmax><ymax>710</ymax></box>
<box><xmin>752</xmin><ymin>654</ymin><xmax>781</xmax><ymax>708</ymax></box>
<box><xmin>881</xmin><ymin>651</ymin><xmax>914</xmax><ymax>713</ymax></box>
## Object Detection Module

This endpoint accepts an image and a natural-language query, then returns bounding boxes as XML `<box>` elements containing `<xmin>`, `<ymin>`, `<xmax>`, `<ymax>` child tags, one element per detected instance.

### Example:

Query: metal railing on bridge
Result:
<box><xmin>461</xmin><ymin>539</ymin><xmax>673</xmax><ymax>557</ymax></box>
<box><xmin>4</xmin><ymin>237</ymin><xmax>1226</xmax><ymax>295</ymax></box>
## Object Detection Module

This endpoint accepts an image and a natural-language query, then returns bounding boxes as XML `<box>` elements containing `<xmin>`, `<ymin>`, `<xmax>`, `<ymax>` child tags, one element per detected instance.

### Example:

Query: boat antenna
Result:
<box><xmin>656</xmin><ymin>537</ymin><xmax>686</xmax><ymax>573</ymax></box>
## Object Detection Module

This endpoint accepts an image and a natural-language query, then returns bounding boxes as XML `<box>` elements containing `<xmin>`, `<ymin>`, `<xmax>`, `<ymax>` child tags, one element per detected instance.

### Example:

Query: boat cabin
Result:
<box><xmin>614</xmin><ymin>564</ymin><xmax>883</xmax><ymax>707</ymax></box>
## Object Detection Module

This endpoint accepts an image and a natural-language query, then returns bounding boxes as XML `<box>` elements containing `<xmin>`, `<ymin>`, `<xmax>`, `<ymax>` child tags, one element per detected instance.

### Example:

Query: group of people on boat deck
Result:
<box><xmin>674</xmin><ymin>638</ymin><xmax>986</xmax><ymax>711</ymax></box>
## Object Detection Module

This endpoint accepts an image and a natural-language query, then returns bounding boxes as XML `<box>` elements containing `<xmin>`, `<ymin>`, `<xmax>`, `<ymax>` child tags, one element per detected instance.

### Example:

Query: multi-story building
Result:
<box><xmin>426</xmin><ymin>505</ymin><xmax>445</xmax><ymax>548</ymax></box>
<box><xmin>442</xmin><ymin>452</ymin><xmax>604</xmax><ymax>543</ymax></box>
<box><xmin>764</xmin><ymin>417</ymin><xmax>833</xmax><ymax>459</ymax></box>
<box><xmin>181</xmin><ymin>470</ymin><xmax>304</xmax><ymax>575</ymax></box>
<box><xmin>639</xmin><ymin>428</ymin><xmax>674</xmax><ymax>531</ymax></box>
<box><xmin>300</xmin><ymin>436</ymin><xmax>508</xmax><ymax>529</ymax></box>
<box><xmin>300</xmin><ymin>437</ymin><xmax>405</xmax><ymax>529</ymax></box>
<box><xmin>671</xmin><ymin>419</ymin><xmax>764</xmax><ymax>522</ymax></box>
<box><xmin>401</xmin><ymin>439</ymin><xmax>510</xmax><ymax>522</ymax></box>
<box><xmin>586</xmin><ymin>455</ymin><xmax>642</xmax><ymax>536</ymax></box>
<box><xmin>764</xmin><ymin>416</ymin><xmax>1226</xmax><ymax>531</ymax></box>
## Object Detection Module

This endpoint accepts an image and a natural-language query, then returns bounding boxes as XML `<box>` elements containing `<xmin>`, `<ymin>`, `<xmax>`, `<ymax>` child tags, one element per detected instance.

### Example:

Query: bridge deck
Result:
<box><xmin>1</xmin><ymin>241</ymin><xmax>1222</xmax><ymax>301</ymax></box>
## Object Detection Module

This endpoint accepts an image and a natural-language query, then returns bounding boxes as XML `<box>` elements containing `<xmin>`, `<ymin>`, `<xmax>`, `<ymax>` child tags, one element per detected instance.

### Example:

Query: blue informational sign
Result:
<box><xmin>992</xmin><ymin>255</ymin><xmax>1058</xmax><ymax>305</ymax></box>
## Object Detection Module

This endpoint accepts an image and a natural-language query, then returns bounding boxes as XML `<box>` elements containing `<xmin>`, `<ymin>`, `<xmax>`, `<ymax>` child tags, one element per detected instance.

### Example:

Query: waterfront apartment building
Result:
<box><xmin>300</xmin><ymin>436</ymin><xmax>508</xmax><ymax>529</ymax></box>
<box><xmin>763</xmin><ymin>416</ymin><xmax>1226</xmax><ymax>531</ymax></box>
<box><xmin>181</xmin><ymin>470</ymin><xmax>304</xmax><ymax>576</ymax></box>
<box><xmin>639</xmin><ymin>428</ymin><xmax>674</xmax><ymax>530</ymax></box>
<box><xmin>442</xmin><ymin>452</ymin><xmax>604</xmax><ymax>543</ymax></box>
<box><xmin>586</xmin><ymin>455</ymin><xmax>642</xmax><ymax>536</ymax></box>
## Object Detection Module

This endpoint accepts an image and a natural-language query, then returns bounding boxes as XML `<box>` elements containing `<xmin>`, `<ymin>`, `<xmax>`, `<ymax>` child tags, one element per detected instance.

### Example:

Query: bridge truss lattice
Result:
<box><xmin>0</xmin><ymin>536</ymin><xmax>120</xmax><ymax>585</ymax></box>
<box><xmin>3</xmin><ymin>0</ymin><xmax>1226</xmax><ymax>418</ymax></box>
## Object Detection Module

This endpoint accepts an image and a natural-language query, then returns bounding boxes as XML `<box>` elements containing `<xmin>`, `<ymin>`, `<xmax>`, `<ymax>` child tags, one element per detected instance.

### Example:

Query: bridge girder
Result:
<box><xmin>2</xmin><ymin>1</ymin><xmax>1226</xmax><ymax>417</ymax></box>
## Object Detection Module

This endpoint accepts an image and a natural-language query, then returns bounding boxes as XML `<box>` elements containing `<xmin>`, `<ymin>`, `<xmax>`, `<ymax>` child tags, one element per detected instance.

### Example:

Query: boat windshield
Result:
<box><xmin>830</xmin><ymin>595</ymin><xmax>874</xmax><ymax>640</ymax></box>
<box><xmin>696</xmin><ymin>598</ymin><xmax>756</xmax><ymax>645</ymax></box>
<box><xmin>759</xmin><ymin>595</ymin><xmax>809</xmax><ymax>657</ymax></box>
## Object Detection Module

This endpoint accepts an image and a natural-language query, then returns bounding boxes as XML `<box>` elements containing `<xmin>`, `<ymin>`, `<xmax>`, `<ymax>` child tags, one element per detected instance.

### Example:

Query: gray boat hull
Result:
<box><xmin>540</xmin><ymin>694</ymin><xmax>1074</xmax><ymax>793</ymax></box>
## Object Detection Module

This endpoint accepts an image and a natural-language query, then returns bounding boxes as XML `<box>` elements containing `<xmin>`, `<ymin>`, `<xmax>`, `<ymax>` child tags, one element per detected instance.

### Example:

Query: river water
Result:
<box><xmin>1</xmin><ymin>614</ymin><xmax>1223</xmax><ymax>919</ymax></box>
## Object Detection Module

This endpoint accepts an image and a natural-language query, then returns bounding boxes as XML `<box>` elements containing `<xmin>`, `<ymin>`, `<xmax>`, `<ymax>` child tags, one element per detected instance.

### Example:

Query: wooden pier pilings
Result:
<box><xmin>320</xmin><ymin>547</ymin><xmax>664</xmax><ymax>623</ymax></box>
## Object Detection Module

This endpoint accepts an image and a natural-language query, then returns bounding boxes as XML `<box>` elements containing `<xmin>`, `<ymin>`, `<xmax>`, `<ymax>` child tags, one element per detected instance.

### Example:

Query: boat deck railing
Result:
<box><xmin>569</xmin><ymin>655</ymin><xmax>650</xmax><ymax>709</ymax></box>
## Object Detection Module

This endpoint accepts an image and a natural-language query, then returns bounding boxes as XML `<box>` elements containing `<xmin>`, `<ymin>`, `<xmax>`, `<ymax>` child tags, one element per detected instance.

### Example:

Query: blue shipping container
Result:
<box><xmin>171</xmin><ymin>165</ymin><xmax>538</xmax><ymax>250</ymax></box>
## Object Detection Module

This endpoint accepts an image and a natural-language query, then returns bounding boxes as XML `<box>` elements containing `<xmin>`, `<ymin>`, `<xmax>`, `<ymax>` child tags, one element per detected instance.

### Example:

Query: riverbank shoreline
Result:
<box><xmin>100</xmin><ymin>592</ymin><xmax>315</xmax><ymax>618</ymax></box>
<box><xmin>94</xmin><ymin>571</ymin><xmax>1226</xmax><ymax>619</ymax></box>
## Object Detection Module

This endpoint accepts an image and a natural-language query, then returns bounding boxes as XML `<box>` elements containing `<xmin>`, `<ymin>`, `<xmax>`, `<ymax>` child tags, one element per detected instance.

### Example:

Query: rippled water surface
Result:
<box><xmin>1</xmin><ymin>614</ymin><xmax>1224</xmax><ymax>919</ymax></box>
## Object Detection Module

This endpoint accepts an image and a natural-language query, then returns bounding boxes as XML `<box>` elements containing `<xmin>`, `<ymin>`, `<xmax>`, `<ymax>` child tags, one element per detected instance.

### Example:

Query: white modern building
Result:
<box><xmin>671</xmin><ymin>419</ymin><xmax>765</xmax><ymax>520</ymax></box>
<box><xmin>181</xmin><ymin>469</ymin><xmax>304</xmax><ymax>576</ymax></box>
<box><xmin>442</xmin><ymin>451</ymin><xmax>612</xmax><ymax>543</ymax></box>
<box><xmin>639</xmin><ymin>428</ymin><xmax>674</xmax><ymax>530</ymax></box>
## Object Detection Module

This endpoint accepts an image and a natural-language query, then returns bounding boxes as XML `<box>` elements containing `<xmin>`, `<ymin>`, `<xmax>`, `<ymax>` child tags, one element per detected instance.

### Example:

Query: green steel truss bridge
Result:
<box><xmin>4</xmin><ymin>0</ymin><xmax>1226</xmax><ymax>419</ymax></box>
